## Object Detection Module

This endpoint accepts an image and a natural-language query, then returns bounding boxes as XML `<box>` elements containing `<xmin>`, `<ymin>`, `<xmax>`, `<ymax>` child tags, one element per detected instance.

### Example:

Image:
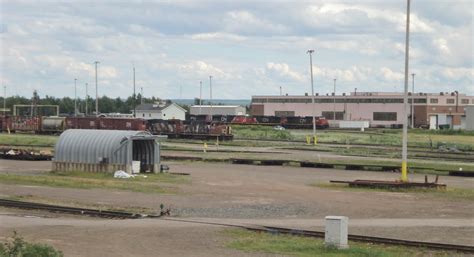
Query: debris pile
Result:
<box><xmin>0</xmin><ymin>148</ymin><xmax>52</xmax><ymax>161</ymax></box>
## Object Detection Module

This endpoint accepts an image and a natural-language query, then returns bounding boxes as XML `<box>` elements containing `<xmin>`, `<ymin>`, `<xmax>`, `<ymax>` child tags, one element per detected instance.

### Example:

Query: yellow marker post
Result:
<box><xmin>313</xmin><ymin>135</ymin><xmax>317</xmax><ymax>145</ymax></box>
<box><xmin>306</xmin><ymin>135</ymin><xmax>311</xmax><ymax>145</ymax></box>
<box><xmin>203</xmin><ymin>143</ymin><xmax>208</xmax><ymax>153</ymax></box>
<box><xmin>401</xmin><ymin>161</ymin><xmax>408</xmax><ymax>182</ymax></box>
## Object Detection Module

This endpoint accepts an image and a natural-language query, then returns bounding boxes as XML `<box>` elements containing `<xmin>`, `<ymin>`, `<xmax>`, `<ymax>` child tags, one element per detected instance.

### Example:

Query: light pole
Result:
<box><xmin>133</xmin><ymin>65</ymin><xmax>136</xmax><ymax>118</ymax></box>
<box><xmin>3</xmin><ymin>85</ymin><xmax>6</xmax><ymax>117</ymax></box>
<box><xmin>401</xmin><ymin>0</ymin><xmax>411</xmax><ymax>182</ymax></box>
<box><xmin>209</xmin><ymin>75</ymin><xmax>213</xmax><ymax>120</ymax></box>
<box><xmin>141</xmin><ymin>87</ymin><xmax>144</xmax><ymax>104</ymax></box>
<box><xmin>74</xmin><ymin>78</ymin><xmax>77</xmax><ymax>117</ymax></box>
<box><xmin>85</xmin><ymin>83</ymin><xmax>88</xmax><ymax>116</ymax></box>
<box><xmin>307</xmin><ymin>49</ymin><xmax>316</xmax><ymax>138</ymax></box>
<box><xmin>199</xmin><ymin>81</ymin><xmax>202</xmax><ymax>115</ymax></box>
<box><xmin>94</xmin><ymin>61</ymin><xmax>99</xmax><ymax>116</ymax></box>
<box><xmin>411</xmin><ymin>73</ymin><xmax>415</xmax><ymax>128</ymax></box>
<box><xmin>333</xmin><ymin>78</ymin><xmax>337</xmax><ymax>122</ymax></box>
<box><xmin>280</xmin><ymin>86</ymin><xmax>282</xmax><ymax>96</ymax></box>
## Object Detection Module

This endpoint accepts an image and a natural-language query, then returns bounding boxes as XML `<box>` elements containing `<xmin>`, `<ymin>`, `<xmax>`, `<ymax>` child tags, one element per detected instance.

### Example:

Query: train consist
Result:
<box><xmin>0</xmin><ymin>114</ymin><xmax>328</xmax><ymax>140</ymax></box>
<box><xmin>0</xmin><ymin>116</ymin><xmax>234</xmax><ymax>140</ymax></box>
<box><xmin>188</xmin><ymin>114</ymin><xmax>330</xmax><ymax>129</ymax></box>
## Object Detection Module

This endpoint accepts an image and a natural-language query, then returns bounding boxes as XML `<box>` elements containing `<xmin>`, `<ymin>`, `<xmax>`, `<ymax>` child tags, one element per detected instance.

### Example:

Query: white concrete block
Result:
<box><xmin>132</xmin><ymin>161</ymin><xmax>140</xmax><ymax>174</ymax></box>
<box><xmin>325</xmin><ymin>216</ymin><xmax>349</xmax><ymax>249</ymax></box>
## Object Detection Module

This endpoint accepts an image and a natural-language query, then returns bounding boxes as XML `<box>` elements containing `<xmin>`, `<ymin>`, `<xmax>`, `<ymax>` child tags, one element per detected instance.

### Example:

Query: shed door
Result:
<box><xmin>429</xmin><ymin>115</ymin><xmax>438</xmax><ymax>130</ymax></box>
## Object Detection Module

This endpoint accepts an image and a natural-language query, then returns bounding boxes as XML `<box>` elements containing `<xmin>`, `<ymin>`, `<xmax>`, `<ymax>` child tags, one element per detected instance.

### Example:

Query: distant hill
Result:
<box><xmin>172</xmin><ymin>99</ymin><xmax>251</xmax><ymax>106</ymax></box>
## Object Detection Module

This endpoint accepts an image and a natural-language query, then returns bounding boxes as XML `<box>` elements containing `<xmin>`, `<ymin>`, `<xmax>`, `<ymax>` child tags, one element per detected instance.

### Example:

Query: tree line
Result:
<box><xmin>0</xmin><ymin>93</ymin><xmax>161</xmax><ymax>116</ymax></box>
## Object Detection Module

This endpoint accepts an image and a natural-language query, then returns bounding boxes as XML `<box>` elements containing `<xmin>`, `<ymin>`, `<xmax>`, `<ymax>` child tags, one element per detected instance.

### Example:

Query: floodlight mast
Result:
<box><xmin>401</xmin><ymin>0</ymin><xmax>411</xmax><ymax>182</ymax></box>
<box><xmin>307</xmin><ymin>49</ymin><xmax>316</xmax><ymax>138</ymax></box>
<box><xmin>94</xmin><ymin>61</ymin><xmax>99</xmax><ymax>117</ymax></box>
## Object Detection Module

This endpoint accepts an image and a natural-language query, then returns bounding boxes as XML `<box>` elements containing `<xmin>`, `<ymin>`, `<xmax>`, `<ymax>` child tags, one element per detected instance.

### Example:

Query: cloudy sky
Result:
<box><xmin>1</xmin><ymin>0</ymin><xmax>473</xmax><ymax>99</ymax></box>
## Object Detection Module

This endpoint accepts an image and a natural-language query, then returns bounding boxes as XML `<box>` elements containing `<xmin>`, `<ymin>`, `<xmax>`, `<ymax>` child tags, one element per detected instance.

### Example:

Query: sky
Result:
<box><xmin>1</xmin><ymin>0</ymin><xmax>473</xmax><ymax>100</ymax></box>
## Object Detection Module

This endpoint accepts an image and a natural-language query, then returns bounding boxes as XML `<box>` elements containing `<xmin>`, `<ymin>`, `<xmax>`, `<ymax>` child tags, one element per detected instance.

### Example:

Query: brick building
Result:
<box><xmin>250</xmin><ymin>92</ymin><xmax>474</xmax><ymax>129</ymax></box>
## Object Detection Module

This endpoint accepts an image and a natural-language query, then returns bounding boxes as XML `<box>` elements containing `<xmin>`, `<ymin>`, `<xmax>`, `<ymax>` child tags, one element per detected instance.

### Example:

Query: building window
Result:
<box><xmin>149</xmin><ymin>113</ymin><xmax>151</xmax><ymax>117</ymax></box>
<box><xmin>275</xmin><ymin>111</ymin><xmax>295</xmax><ymax>117</ymax></box>
<box><xmin>373</xmin><ymin>112</ymin><xmax>397</xmax><ymax>121</ymax></box>
<box><xmin>142</xmin><ymin>113</ymin><xmax>145</xmax><ymax>117</ymax></box>
<box><xmin>461</xmin><ymin>99</ymin><xmax>469</xmax><ymax>104</ymax></box>
<box><xmin>322</xmin><ymin>111</ymin><xmax>344</xmax><ymax>120</ymax></box>
<box><xmin>430</xmin><ymin>98</ymin><xmax>438</xmax><ymax>104</ymax></box>
<box><xmin>446</xmin><ymin>99</ymin><xmax>455</xmax><ymax>104</ymax></box>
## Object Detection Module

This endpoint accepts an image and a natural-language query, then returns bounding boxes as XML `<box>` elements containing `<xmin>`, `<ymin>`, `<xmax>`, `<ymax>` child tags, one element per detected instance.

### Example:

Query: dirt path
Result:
<box><xmin>0</xmin><ymin>160</ymin><xmax>473</xmax><ymax>251</ymax></box>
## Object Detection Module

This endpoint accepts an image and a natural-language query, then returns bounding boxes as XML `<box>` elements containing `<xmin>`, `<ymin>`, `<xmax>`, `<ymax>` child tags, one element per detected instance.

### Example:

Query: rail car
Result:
<box><xmin>0</xmin><ymin>116</ymin><xmax>234</xmax><ymax>140</ymax></box>
<box><xmin>185</xmin><ymin>114</ymin><xmax>330</xmax><ymax>129</ymax></box>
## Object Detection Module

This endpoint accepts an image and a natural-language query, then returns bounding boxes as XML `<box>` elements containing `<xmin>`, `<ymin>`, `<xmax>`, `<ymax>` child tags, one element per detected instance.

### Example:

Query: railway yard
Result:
<box><xmin>0</xmin><ymin>127</ymin><xmax>473</xmax><ymax>256</ymax></box>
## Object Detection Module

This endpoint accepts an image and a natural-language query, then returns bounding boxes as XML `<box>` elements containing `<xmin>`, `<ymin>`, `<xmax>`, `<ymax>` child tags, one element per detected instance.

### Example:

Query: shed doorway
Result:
<box><xmin>132</xmin><ymin>139</ymin><xmax>155</xmax><ymax>173</ymax></box>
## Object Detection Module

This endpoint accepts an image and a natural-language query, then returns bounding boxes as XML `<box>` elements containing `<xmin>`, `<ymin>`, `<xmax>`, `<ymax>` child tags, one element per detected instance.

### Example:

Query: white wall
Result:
<box><xmin>136</xmin><ymin>110</ymin><xmax>162</xmax><ymax>120</ymax></box>
<box><xmin>162</xmin><ymin>105</ymin><xmax>186</xmax><ymax>120</ymax></box>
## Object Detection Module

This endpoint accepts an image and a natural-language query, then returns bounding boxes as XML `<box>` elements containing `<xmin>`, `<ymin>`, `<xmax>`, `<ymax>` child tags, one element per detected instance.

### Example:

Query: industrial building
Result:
<box><xmin>190</xmin><ymin>105</ymin><xmax>247</xmax><ymax>116</ymax></box>
<box><xmin>134</xmin><ymin>102</ymin><xmax>186</xmax><ymax>120</ymax></box>
<box><xmin>251</xmin><ymin>92</ymin><xmax>474</xmax><ymax>128</ymax></box>
<box><xmin>52</xmin><ymin>129</ymin><xmax>164</xmax><ymax>173</ymax></box>
<box><xmin>465</xmin><ymin>105</ymin><xmax>474</xmax><ymax>131</ymax></box>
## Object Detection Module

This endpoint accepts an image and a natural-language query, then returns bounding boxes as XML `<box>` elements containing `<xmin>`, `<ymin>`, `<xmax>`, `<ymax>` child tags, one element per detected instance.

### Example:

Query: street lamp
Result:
<box><xmin>133</xmin><ymin>65</ymin><xmax>136</xmax><ymax>118</ymax></box>
<box><xmin>333</xmin><ymin>78</ymin><xmax>337</xmax><ymax>122</ymax></box>
<box><xmin>74</xmin><ymin>78</ymin><xmax>77</xmax><ymax>117</ymax></box>
<box><xmin>307</xmin><ymin>49</ymin><xmax>316</xmax><ymax>138</ymax></box>
<box><xmin>3</xmin><ymin>85</ymin><xmax>6</xmax><ymax>117</ymax></box>
<box><xmin>85</xmin><ymin>83</ymin><xmax>88</xmax><ymax>116</ymax></box>
<box><xmin>209</xmin><ymin>75</ymin><xmax>213</xmax><ymax>120</ymax></box>
<box><xmin>199</xmin><ymin>81</ymin><xmax>202</xmax><ymax>115</ymax></box>
<box><xmin>94</xmin><ymin>61</ymin><xmax>100</xmax><ymax>117</ymax></box>
<box><xmin>411</xmin><ymin>73</ymin><xmax>415</xmax><ymax>128</ymax></box>
<box><xmin>401</xmin><ymin>0</ymin><xmax>411</xmax><ymax>182</ymax></box>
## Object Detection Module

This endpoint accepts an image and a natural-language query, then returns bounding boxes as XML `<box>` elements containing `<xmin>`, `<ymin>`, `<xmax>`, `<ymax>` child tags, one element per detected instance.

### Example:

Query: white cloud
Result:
<box><xmin>266</xmin><ymin>62</ymin><xmax>305</xmax><ymax>82</ymax></box>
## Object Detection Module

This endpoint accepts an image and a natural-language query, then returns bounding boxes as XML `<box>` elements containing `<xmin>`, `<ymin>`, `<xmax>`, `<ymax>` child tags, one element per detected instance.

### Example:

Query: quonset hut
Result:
<box><xmin>53</xmin><ymin>129</ymin><xmax>164</xmax><ymax>173</ymax></box>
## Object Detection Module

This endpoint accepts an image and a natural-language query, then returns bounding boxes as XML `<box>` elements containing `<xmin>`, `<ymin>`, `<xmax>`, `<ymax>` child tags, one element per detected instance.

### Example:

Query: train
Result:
<box><xmin>0</xmin><ymin>116</ymin><xmax>234</xmax><ymax>140</ymax></box>
<box><xmin>187</xmin><ymin>114</ymin><xmax>330</xmax><ymax>129</ymax></box>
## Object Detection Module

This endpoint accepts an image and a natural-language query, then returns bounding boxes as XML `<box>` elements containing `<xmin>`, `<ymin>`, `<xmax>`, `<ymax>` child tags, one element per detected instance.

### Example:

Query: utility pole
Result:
<box><xmin>74</xmin><ymin>78</ymin><xmax>78</xmax><ymax>116</ymax></box>
<box><xmin>199</xmin><ymin>81</ymin><xmax>202</xmax><ymax>115</ymax></box>
<box><xmin>307</xmin><ymin>50</ymin><xmax>316</xmax><ymax>139</ymax></box>
<box><xmin>401</xmin><ymin>0</ymin><xmax>411</xmax><ymax>182</ymax></box>
<box><xmin>94</xmin><ymin>61</ymin><xmax>100</xmax><ymax>116</ymax></box>
<box><xmin>411</xmin><ymin>73</ymin><xmax>415</xmax><ymax>128</ymax></box>
<box><xmin>133</xmin><ymin>65</ymin><xmax>136</xmax><ymax>118</ymax></box>
<box><xmin>280</xmin><ymin>86</ymin><xmax>282</xmax><ymax>96</ymax></box>
<box><xmin>85</xmin><ymin>83</ymin><xmax>88</xmax><ymax>116</ymax></box>
<box><xmin>209</xmin><ymin>75</ymin><xmax>213</xmax><ymax>120</ymax></box>
<box><xmin>141</xmin><ymin>87</ymin><xmax>144</xmax><ymax>104</ymax></box>
<box><xmin>3</xmin><ymin>85</ymin><xmax>6</xmax><ymax>117</ymax></box>
<box><xmin>333</xmin><ymin>78</ymin><xmax>337</xmax><ymax>122</ymax></box>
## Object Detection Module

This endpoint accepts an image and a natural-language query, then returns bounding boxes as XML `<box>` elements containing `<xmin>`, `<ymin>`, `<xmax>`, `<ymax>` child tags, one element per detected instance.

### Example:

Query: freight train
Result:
<box><xmin>187</xmin><ymin>114</ymin><xmax>330</xmax><ymax>129</ymax></box>
<box><xmin>0</xmin><ymin>116</ymin><xmax>233</xmax><ymax>140</ymax></box>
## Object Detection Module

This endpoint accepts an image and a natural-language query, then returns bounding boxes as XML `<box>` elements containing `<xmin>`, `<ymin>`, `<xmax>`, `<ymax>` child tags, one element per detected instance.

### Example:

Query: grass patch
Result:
<box><xmin>0</xmin><ymin>171</ymin><xmax>189</xmax><ymax>194</ymax></box>
<box><xmin>0</xmin><ymin>231</ymin><xmax>63</xmax><ymax>257</ymax></box>
<box><xmin>225</xmin><ymin>228</ymin><xmax>454</xmax><ymax>257</ymax></box>
<box><xmin>312</xmin><ymin>183</ymin><xmax>474</xmax><ymax>201</ymax></box>
<box><xmin>0</xmin><ymin>133</ymin><xmax>58</xmax><ymax>147</ymax></box>
<box><xmin>232</xmin><ymin>125</ymin><xmax>294</xmax><ymax>140</ymax></box>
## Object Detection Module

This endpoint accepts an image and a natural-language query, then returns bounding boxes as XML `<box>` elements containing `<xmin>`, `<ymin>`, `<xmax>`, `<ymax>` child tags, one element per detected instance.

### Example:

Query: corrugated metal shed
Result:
<box><xmin>53</xmin><ymin>129</ymin><xmax>163</xmax><ymax>173</ymax></box>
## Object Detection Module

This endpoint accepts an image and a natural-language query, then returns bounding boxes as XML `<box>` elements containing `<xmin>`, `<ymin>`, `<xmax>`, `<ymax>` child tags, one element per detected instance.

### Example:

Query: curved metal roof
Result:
<box><xmin>54</xmin><ymin>129</ymin><xmax>153</xmax><ymax>164</ymax></box>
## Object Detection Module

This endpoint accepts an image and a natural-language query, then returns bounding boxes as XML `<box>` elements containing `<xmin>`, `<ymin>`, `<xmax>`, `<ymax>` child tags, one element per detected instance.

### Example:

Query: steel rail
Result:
<box><xmin>1</xmin><ymin>199</ymin><xmax>473</xmax><ymax>253</ymax></box>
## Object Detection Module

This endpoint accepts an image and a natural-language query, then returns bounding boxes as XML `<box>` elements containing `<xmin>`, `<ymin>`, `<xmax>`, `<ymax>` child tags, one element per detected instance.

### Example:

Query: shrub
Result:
<box><xmin>0</xmin><ymin>231</ymin><xmax>63</xmax><ymax>257</ymax></box>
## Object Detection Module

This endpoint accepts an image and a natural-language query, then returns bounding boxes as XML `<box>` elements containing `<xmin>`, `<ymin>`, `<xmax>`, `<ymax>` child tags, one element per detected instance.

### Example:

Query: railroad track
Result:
<box><xmin>0</xmin><ymin>199</ymin><xmax>150</xmax><ymax>219</ymax></box>
<box><xmin>1</xmin><ymin>199</ymin><xmax>473</xmax><ymax>253</ymax></box>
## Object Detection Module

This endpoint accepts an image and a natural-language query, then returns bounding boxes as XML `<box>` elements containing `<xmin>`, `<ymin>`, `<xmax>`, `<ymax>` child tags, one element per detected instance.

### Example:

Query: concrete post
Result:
<box><xmin>325</xmin><ymin>216</ymin><xmax>349</xmax><ymax>249</ymax></box>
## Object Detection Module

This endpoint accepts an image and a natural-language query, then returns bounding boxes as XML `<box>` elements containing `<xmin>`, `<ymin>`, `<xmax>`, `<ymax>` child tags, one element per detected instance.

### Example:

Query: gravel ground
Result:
<box><xmin>0</xmin><ymin>159</ymin><xmax>473</xmax><ymax>255</ymax></box>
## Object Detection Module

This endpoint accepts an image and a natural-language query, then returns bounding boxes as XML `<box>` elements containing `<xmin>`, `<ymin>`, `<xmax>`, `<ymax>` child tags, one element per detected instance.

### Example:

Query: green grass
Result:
<box><xmin>0</xmin><ymin>133</ymin><xmax>58</xmax><ymax>147</ymax></box>
<box><xmin>0</xmin><ymin>171</ymin><xmax>189</xmax><ymax>194</ymax></box>
<box><xmin>232</xmin><ymin>125</ymin><xmax>294</xmax><ymax>140</ymax></box>
<box><xmin>0</xmin><ymin>231</ymin><xmax>63</xmax><ymax>257</ymax></box>
<box><xmin>225</xmin><ymin>229</ymin><xmax>454</xmax><ymax>257</ymax></box>
<box><xmin>312</xmin><ymin>183</ymin><xmax>474</xmax><ymax>201</ymax></box>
